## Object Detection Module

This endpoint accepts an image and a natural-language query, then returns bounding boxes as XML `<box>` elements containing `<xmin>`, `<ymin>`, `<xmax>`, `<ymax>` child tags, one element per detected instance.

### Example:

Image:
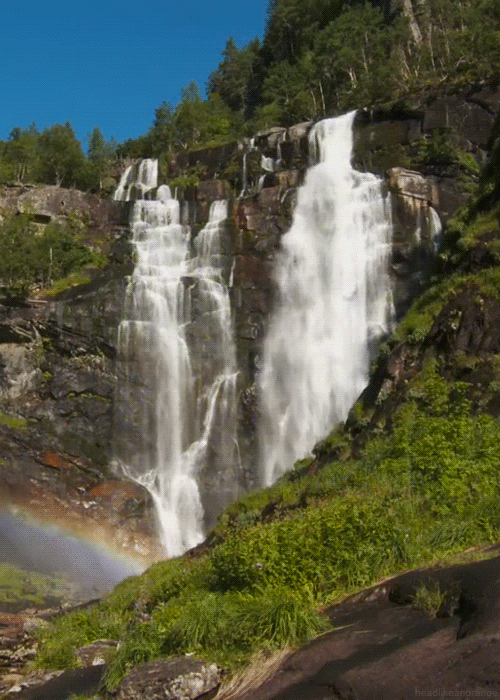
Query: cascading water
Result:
<box><xmin>258</xmin><ymin>111</ymin><xmax>394</xmax><ymax>486</ymax></box>
<box><xmin>113</xmin><ymin>160</ymin><xmax>159</xmax><ymax>202</ymax></box>
<box><xmin>113</xmin><ymin>161</ymin><xmax>238</xmax><ymax>556</ymax></box>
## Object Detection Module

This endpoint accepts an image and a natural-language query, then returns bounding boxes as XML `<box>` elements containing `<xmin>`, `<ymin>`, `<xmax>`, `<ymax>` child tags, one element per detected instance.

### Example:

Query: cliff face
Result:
<box><xmin>0</xmin><ymin>86</ymin><xmax>498</xmax><ymax>547</ymax></box>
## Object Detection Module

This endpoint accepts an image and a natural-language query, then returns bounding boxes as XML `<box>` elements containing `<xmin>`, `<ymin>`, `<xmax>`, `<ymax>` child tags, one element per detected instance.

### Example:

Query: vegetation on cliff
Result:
<box><xmin>36</xmin><ymin>356</ymin><xmax>500</xmax><ymax>688</ymax></box>
<box><xmin>0</xmin><ymin>212</ymin><xmax>106</xmax><ymax>298</ymax></box>
<box><xmin>0</xmin><ymin>123</ymin><xmax>116</xmax><ymax>193</ymax></box>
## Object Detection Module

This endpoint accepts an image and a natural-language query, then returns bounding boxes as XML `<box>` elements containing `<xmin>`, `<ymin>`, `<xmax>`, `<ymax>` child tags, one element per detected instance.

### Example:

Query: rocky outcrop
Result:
<box><xmin>0</xmin><ymin>267</ymin><xmax>159</xmax><ymax>564</ymax></box>
<box><xmin>116</xmin><ymin>657</ymin><xmax>221</xmax><ymax>700</ymax></box>
<box><xmin>387</xmin><ymin>167</ymin><xmax>441</xmax><ymax>317</ymax></box>
<box><xmin>229</xmin><ymin>553</ymin><xmax>500</xmax><ymax>700</ymax></box>
<box><xmin>0</xmin><ymin>184</ymin><xmax>129</xmax><ymax>255</ymax></box>
<box><xmin>354</xmin><ymin>83</ymin><xmax>500</xmax><ymax>220</ymax></box>
<box><xmin>0</xmin><ymin>178</ymin><xmax>165</xmax><ymax>561</ymax></box>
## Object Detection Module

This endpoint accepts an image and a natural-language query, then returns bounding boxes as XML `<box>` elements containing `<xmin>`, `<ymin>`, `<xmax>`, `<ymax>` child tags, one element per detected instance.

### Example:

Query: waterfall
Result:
<box><xmin>258</xmin><ymin>111</ymin><xmax>394</xmax><ymax>486</ymax></box>
<box><xmin>113</xmin><ymin>160</ymin><xmax>158</xmax><ymax>202</ymax></box>
<box><xmin>114</xmin><ymin>161</ymin><xmax>239</xmax><ymax>556</ymax></box>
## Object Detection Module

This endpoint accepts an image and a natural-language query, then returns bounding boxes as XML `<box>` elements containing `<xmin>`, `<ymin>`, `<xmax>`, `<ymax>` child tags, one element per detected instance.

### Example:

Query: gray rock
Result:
<box><xmin>116</xmin><ymin>657</ymin><xmax>221</xmax><ymax>700</ymax></box>
<box><xmin>387</xmin><ymin>167</ymin><xmax>442</xmax><ymax>319</ymax></box>
<box><xmin>74</xmin><ymin>640</ymin><xmax>117</xmax><ymax>668</ymax></box>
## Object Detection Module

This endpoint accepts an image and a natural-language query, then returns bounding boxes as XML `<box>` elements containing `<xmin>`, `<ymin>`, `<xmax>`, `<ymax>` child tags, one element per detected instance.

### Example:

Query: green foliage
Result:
<box><xmin>391</xmin><ymin>273</ymin><xmax>465</xmax><ymax>344</ymax></box>
<box><xmin>412</xmin><ymin>581</ymin><xmax>448</xmax><ymax>618</ymax></box>
<box><xmin>478</xmin><ymin>111</ymin><xmax>500</xmax><ymax>209</ymax></box>
<box><xmin>106</xmin><ymin>584</ymin><xmax>324</xmax><ymax>688</ymax></box>
<box><xmin>37</xmin><ymin>346</ymin><xmax>500</xmax><ymax>688</ymax></box>
<box><xmin>168</xmin><ymin>163</ymin><xmax>206</xmax><ymax>193</ymax></box>
<box><xmin>416</xmin><ymin>130</ymin><xmax>464</xmax><ymax>169</ymax></box>
<box><xmin>38</xmin><ymin>123</ymin><xmax>86</xmax><ymax>188</ymax></box>
<box><xmin>208</xmin><ymin>37</ymin><xmax>261</xmax><ymax>116</ymax></box>
<box><xmin>0</xmin><ymin>123</ymin><xmax>40</xmax><ymax>183</ymax></box>
<box><xmin>0</xmin><ymin>121</ymin><xmax>116</xmax><ymax>192</ymax></box>
<box><xmin>119</xmin><ymin>83</ymin><xmax>242</xmax><ymax>159</ymax></box>
<box><xmin>44</xmin><ymin>271</ymin><xmax>93</xmax><ymax>295</ymax></box>
<box><xmin>363</xmin><ymin>360</ymin><xmax>500</xmax><ymax>515</ymax></box>
<box><xmin>86</xmin><ymin>127</ymin><xmax>116</xmax><ymax>192</ymax></box>
<box><xmin>0</xmin><ymin>212</ymin><xmax>103</xmax><ymax>298</ymax></box>
<box><xmin>211</xmin><ymin>491</ymin><xmax>407</xmax><ymax>593</ymax></box>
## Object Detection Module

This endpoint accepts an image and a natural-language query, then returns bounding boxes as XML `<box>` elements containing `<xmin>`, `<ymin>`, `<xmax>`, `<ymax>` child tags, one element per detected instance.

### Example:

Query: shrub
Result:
<box><xmin>412</xmin><ymin>581</ymin><xmax>449</xmax><ymax>618</ymax></box>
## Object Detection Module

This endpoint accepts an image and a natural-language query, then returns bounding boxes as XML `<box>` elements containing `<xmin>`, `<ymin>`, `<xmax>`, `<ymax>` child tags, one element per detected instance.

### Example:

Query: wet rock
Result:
<box><xmin>116</xmin><ymin>657</ymin><xmax>221</xmax><ymax>700</ymax></box>
<box><xmin>387</xmin><ymin>167</ymin><xmax>439</xmax><ymax>206</ymax></box>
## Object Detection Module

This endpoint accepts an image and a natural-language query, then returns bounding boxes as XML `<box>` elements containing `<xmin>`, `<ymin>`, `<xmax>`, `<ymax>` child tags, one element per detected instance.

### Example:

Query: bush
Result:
<box><xmin>362</xmin><ymin>361</ymin><xmax>500</xmax><ymax>516</ymax></box>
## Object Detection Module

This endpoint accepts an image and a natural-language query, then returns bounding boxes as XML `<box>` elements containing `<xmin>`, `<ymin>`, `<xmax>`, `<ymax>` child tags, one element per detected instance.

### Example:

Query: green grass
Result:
<box><xmin>44</xmin><ymin>271</ymin><xmax>93</xmax><ymax>296</ymax></box>
<box><xmin>412</xmin><ymin>580</ymin><xmax>461</xmax><ymax>619</ymax></box>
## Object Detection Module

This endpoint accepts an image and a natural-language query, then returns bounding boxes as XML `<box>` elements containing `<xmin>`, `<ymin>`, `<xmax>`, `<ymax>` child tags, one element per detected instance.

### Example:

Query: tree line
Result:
<box><xmin>119</xmin><ymin>0</ymin><xmax>500</xmax><ymax>157</ymax></box>
<box><xmin>0</xmin><ymin>123</ymin><xmax>116</xmax><ymax>192</ymax></box>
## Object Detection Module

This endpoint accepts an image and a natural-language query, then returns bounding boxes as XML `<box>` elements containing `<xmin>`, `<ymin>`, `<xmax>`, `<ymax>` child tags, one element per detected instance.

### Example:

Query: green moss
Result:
<box><xmin>0</xmin><ymin>412</ymin><xmax>27</xmax><ymax>431</ymax></box>
<box><xmin>391</xmin><ymin>273</ymin><xmax>466</xmax><ymax>345</ymax></box>
<box><xmin>44</xmin><ymin>271</ymin><xmax>92</xmax><ymax>296</ymax></box>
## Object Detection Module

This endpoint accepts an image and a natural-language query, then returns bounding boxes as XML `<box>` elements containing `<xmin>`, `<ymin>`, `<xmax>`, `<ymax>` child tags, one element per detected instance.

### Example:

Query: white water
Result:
<box><xmin>258</xmin><ymin>112</ymin><xmax>394</xmax><ymax>486</ymax></box>
<box><xmin>113</xmin><ymin>160</ymin><xmax>158</xmax><ymax>202</ymax></box>
<box><xmin>114</xmin><ymin>162</ymin><xmax>238</xmax><ymax>556</ymax></box>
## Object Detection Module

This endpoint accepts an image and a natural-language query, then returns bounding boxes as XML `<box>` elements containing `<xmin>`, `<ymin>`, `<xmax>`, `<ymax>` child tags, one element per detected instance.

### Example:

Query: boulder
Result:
<box><xmin>116</xmin><ymin>657</ymin><xmax>221</xmax><ymax>700</ymax></box>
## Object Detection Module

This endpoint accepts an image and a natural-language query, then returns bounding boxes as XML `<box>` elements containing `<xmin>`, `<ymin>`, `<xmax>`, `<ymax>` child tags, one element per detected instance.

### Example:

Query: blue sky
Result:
<box><xmin>0</xmin><ymin>0</ymin><xmax>268</xmax><ymax>149</ymax></box>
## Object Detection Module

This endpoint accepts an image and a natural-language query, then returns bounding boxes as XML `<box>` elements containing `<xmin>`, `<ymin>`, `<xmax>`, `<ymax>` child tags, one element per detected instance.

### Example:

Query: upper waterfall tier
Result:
<box><xmin>258</xmin><ymin>111</ymin><xmax>394</xmax><ymax>486</ymax></box>
<box><xmin>113</xmin><ymin>159</ymin><xmax>158</xmax><ymax>202</ymax></box>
